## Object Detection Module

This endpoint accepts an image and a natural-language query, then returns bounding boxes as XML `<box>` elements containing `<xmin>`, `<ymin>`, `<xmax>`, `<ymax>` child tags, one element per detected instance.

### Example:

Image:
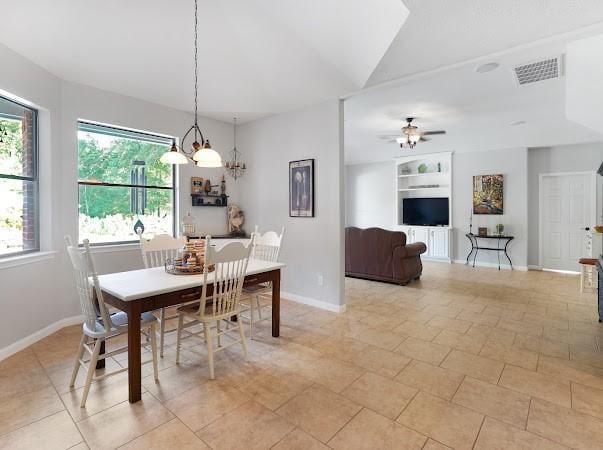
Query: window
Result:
<box><xmin>77</xmin><ymin>122</ymin><xmax>175</xmax><ymax>245</ymax></box>
<box><xmin>0</xmin><ymin>96</ymin><xmax>38</xmax><ymax>257</ymax></box>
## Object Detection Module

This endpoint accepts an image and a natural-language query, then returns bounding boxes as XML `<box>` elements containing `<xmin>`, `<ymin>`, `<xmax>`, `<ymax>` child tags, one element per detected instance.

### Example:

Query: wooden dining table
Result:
<box><xmin>95</xmin><ymin>259</ymin><xmax>285</xmax><ymax>403</ymax></box>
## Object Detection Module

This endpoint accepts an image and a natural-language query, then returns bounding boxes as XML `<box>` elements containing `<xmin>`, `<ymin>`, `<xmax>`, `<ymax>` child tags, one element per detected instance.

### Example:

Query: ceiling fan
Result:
<box><xmin>378</xmin><ymin>117</ymin><xmax>446</xmax><ymax>149</ymax></box>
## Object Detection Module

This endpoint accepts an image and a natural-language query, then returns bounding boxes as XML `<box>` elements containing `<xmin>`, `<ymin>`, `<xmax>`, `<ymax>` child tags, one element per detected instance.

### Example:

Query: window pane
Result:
<box><xmin>78</xmin><ymin>184</ymin><xmax>173</xmax><ymax>244</ymax></box>
<box><xmin>0</xmin><ymin>178</ymin><xmax>38</xmax><ymax>255</ymax></box>
<box><xmin>0</xmin><ymin>96</ymin><xmax>35</xmax><ymax>178</ymax></box>
<box><xmin>78</xmin><ymin>128</ymin><xmax>172</xmax><ymax>187</ymax></box>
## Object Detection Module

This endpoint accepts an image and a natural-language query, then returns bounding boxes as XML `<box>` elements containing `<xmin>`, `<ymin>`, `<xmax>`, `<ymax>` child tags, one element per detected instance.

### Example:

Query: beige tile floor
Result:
<box><xmin>1</xmin><ymin>262</ymin><xmax>603</xmax><ymax>449</ymax></box>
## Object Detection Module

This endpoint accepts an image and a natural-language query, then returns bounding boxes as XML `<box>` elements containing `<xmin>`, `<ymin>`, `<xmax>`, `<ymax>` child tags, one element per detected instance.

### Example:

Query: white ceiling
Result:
<box><xmin>2</xmin><ymin>1</ymin><xmax>603</xmax><ymax>125</ymax></box>
<box><xmin>0</xmin><ymin>0</ymin><xmax>406</xmax><ymax>123</ymax></box>
<box><xmin>344</xmin><ymin>34</ymin><xmax>603</xmax><ymax>165</ymax></box>
<box><xmin>367</xmin><ymin>0</ymin><xmax>603</xmax><ymax>87</ymax></box>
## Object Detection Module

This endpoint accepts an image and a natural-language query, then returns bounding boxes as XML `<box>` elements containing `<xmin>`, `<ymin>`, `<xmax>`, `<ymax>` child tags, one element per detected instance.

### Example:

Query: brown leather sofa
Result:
<box><xmin>345</xmin><ymin>227</ymin><xmax>427</xmax><ymax>285</ymax></box>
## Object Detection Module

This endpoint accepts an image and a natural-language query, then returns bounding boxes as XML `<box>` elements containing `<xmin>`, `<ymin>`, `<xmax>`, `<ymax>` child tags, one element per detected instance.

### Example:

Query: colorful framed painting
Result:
<box><xmin>289</xmin><ymin>159</ymin><xmax>314</xmax><ymax>217</ymax></box>
<box><xmin>473</xmin><ymin>174</ymin><xmax>503</xmax><ymax>215</ymax></box>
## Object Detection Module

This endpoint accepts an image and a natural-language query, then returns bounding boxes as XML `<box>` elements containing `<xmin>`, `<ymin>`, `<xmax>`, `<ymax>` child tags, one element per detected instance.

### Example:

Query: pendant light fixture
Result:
<box><xmin>224</xmin><ymin>117</ymin><xmax>246</xmax><ymax>180</ymax></box>
<box><xmin>161</xmin><ymin>0</ymin><xmax>222</xmax><ymax>167</ymax></box>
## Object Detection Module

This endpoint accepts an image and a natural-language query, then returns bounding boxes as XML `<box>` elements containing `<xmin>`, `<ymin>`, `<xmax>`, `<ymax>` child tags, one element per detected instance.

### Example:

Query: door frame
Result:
<box><xmin>538</xmin><ymin>171</ymin><xmax>597</xmax><ymax>271</ymax></box>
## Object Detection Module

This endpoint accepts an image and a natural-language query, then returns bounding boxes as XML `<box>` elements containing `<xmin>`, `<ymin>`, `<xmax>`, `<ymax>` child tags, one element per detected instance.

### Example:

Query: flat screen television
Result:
<box><xmin>402</xmin><ymin>197</ymin><xmax>449</xmax><ymax>226</ymax></box>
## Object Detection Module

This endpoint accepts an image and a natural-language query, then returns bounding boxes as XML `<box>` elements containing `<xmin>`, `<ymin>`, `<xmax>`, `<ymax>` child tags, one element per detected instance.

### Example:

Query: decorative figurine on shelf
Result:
<box><xmin>204</xmin><ymin>179</ymin><xmax>212</xmax><ymax>194</ymax></box>
<box><xmin>227</xmin><ymin>204</ymin><xmax>246</xmax><ymax>237</ymax></box>
<box><xmin>220</xmin><ymin>175</ymin><xmax>226</xmax><ymax>195</ymax></box>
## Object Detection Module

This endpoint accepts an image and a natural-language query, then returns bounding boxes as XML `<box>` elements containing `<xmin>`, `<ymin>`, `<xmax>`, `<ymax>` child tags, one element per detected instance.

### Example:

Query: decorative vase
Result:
<box><xmin>496</xmin><ymin>224</ymin><xmax>504</xmax><ymax>235</ymax></box>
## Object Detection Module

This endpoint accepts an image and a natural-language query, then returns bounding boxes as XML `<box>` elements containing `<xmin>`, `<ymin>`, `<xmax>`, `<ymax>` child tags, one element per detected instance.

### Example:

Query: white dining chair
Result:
<box><xmin>140</xmin><ymin>233</ymin><xmax>187</xmax><ymax>356</ymax></box>
<box><xmin>65</xmin><ymin>236</ymin><xmax>159</xmax><ymax>407</ymax></box>
<box><xmin>241</xmin><ymin>226</ymin><xmax>285</xmax><ymax>338</ymax></box>
<box><xmin>175</xmin><ymin>235</ymin><xmax>253</xmax><ymax>379</ymax></box>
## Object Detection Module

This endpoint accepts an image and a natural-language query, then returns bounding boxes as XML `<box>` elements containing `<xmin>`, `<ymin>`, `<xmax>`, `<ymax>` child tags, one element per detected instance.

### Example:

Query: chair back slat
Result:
<box><xmin>65</xmin><ymin>236</ymin><xmax>112</xmax><ymax>332</ymax></box>
<box><xmin>200</xmin><ymin>235</ymin><xmax>253</xmax><ymax>319</ymax></box>
<box><xmin>140</xmin><ymin>234</ymin><xmax>186</xmax><ymax>268</ymax></box>
<box><xmin>251</xmin><ymin>227</ymin><xmax>285</xmax><ymax>263</ymax></box>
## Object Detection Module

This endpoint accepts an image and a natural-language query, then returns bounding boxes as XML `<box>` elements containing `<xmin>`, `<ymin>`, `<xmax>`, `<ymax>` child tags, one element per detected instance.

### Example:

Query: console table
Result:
<box><xmin>465</xmin><ymin>233</ymin><xmax>514</xmax><ymax>270</ymax></box>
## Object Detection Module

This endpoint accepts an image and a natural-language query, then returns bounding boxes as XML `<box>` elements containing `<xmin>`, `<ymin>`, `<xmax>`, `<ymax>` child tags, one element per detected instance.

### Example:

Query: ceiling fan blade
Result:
<box><xmin>419</xmin><ymin>136</ymin><xmax>430</xmax><ymax>142</ymax></box>
<box><xmin>377</xmin><ymin>134</ymin><xmax>401</xmax><ymax>139</ymax></box>
<box><xmin>422</xmin><ymin>130</ymin><xmax>446</xmax><ymax>136</ymax></box>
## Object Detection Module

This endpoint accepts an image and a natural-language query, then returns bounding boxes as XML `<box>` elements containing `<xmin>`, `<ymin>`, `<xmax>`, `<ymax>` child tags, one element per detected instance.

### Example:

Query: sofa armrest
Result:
<box><xmin>404</xmin><ymin>242</ymin><xmax>427</xmax><ymax>258</ymax></box>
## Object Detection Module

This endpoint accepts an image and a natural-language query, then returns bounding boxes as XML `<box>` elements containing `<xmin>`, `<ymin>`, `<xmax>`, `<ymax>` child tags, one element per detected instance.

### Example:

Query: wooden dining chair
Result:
<box><xmin>65</xmin><ymin>236</ymin><xmax>159</xmax><ymax>407</ymax></box>
<box><xmin>241</xmin><ymin>226</ymin><xmax>285</xmax><ymax>338</ymax></box>
<box><xmin>175</xmin><ymin>235</ymin><xmax>253</xmax><ymax>379</ymax></box>
<box><xmin>140</xmin><ymin>233</ymin><xmax>187</xmax><ymax>356</ymax></box>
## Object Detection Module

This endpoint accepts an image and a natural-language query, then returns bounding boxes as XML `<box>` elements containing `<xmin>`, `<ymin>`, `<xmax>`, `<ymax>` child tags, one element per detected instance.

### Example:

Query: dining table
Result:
<box><xmin>94</xmin><ymin>258</ymin><xmax>285</xmax><ymax>403</ymax></box>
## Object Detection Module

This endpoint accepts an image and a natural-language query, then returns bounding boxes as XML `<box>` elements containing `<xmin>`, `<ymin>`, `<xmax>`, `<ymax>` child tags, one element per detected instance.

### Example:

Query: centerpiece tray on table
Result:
<box><xmin>164</xmin><ymin>240</ymin><xmax>215</xmax><ymax>275</ymax></box>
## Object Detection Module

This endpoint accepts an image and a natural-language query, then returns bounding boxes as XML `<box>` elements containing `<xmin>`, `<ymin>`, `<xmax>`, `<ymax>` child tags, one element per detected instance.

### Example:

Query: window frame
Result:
<box><xmin>0</xmin><ymin>95</ymin><xmax>39</xmax><ymax>258</ymax></box>
<box><xmin>76</xmin><ymin>121</ymin><xmax>177</xmax><ymax>246</ymax></box>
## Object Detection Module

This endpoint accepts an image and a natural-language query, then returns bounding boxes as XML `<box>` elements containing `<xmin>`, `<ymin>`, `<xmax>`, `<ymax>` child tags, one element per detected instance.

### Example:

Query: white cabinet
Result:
<box><xmin>412</xmin><ymin>227</ymin><xmax>430</xmax><ymax>247</ymax></box>
<box><xmin>399</xmin><ymin>226</ymin><xmax>451</xmax><ymax>261</ymax></box>
<box><xmin>429</xmin><ymin>228</ymin><xmax>450</xmax><ymax>259</ymax></box>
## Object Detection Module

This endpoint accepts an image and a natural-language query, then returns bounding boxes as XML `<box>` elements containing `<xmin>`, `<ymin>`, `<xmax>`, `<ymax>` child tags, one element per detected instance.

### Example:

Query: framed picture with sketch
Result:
<box><xmin>289</xmin><ymin>159</ymin><xmax>314</xmax><ymax>217</ymax></box>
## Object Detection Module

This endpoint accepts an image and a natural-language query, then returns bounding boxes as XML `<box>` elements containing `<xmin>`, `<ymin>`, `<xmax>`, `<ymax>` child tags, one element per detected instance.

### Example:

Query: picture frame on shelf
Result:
<box><xmin>191</xmin><ymin>177</ymin><xmax>204</xmax><ymax>194</ymax></box>
<box><xmin>478</xmin><ymin>227</ymin><xmax>488</xmax><ymax>237</ymax></box>
<box><xmin>289</xmin><ymin>159</ymin><xmax>314</xmax><ymax>217</ymax></box>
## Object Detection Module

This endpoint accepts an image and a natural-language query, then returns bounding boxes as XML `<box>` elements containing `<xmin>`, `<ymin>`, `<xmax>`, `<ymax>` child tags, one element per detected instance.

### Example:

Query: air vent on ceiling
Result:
<box><xmin>513</xmin><ymin>56</ymin><xmax>562</xmax><ymax>85</ymax></box>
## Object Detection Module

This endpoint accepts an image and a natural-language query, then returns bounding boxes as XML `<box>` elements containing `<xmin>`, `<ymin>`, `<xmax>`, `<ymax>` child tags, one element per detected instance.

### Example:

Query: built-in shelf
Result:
<box><xmin>398</xmin><ymin>172</ymin><xmax>449</xmax><ymax>178</ymax></box>
<box><xmin>395</xmin><ymin>152</ymin><xmax>453</xmax><ymax>261</ymax></box>
<box><xmin>398</xmin><ymin>187</ymin><xmax>449</xmax><ymax>192</ymax></box>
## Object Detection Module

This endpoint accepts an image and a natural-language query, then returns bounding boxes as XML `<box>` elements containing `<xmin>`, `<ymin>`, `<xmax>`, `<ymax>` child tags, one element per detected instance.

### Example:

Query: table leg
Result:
<box><xmin>497</xmin><ymin>238</ymin><xmax>501</xmax><ymax>270</ymax></box>
<box><xmin>504</xmin><ymin>239</ymin><xmax>513</xmax><ymax>270</ymax></box>
<box><xmin>127</xmin><ymin>300</ymin><xmax>142</xmax><ymax>403</ymax></box>
<box><xmin>473</xmin><ymin>246</ymin><xmax>479</xmax><ymax>268</ymax></box>
<box><xmin>272</xmin><ymin>270</ymin><xmax>281</xmax><ymax>337</ymax></box>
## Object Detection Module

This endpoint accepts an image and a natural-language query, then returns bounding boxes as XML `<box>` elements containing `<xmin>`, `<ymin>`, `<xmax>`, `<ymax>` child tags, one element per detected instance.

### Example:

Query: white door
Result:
<box><xmin>540</xmin><ymin>173</ymin><xmax>595</xmax><ymax>272</ymax></box>
<box><xmin>430</xmin><ymin>228</ymin><xmax>449</xmax><ymax>259</ymax></box>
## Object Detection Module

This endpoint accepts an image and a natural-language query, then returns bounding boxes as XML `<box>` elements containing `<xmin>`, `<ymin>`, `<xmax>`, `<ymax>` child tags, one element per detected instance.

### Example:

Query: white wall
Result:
<box><xmin>345</xmin><ymin>161</ymin><xmax>395</xmax><ymax>229</ymax></box>
<box><xmin>566</xmin><ymin>34</ymin><xmax>603</xmax><ymax>135</ymax></box>
<box><xmin>527</xmin><ymin>142</ymin><xmax>603</xmax><ymax>267</ymax></box>
<box><xmin>238</xmin><ymin>100</ymin><xmax>345</xmax><ymax>311</ymax></box>
<box><xmin>452</xmin><ymin>148</ymin><xmax>528</xmax><ymax>269</ymax></box>
<box><xmin>0</xmin><ymin>43</ymin><xmax>235</xmax><ymax>354</ymax></box>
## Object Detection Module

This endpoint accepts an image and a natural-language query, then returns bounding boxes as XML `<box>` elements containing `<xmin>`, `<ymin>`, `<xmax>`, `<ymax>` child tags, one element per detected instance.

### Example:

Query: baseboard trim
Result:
<box><xmin>452</xmin><ymin>260</ymin><xmax>528</xmax><ymax>271</ymax></box>
<box><xmin>281</xmin><ymin>291</ymin><xmax>346</xmax><ymax>313</ymax></box>
<box><xmin>528</xmin><ymin>265</ymin><xmax>543</xmax><ymax>271</ymax></box>
<box><xmin>0</xmin><ymin>315</ymin><xmax>83</xmax><ymax>362</ymax></box>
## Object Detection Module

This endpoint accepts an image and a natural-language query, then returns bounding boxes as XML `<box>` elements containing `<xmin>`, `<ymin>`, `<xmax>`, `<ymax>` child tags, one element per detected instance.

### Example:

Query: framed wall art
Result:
<box><xmin>289</xmin><ymin>159</ymin><xmax>314</xmax><ymax>217</ymax></box>
<box><xmin>473</xmin><ymin>174</ymin><xmax>503</xmax><ymax>215</ymax></box>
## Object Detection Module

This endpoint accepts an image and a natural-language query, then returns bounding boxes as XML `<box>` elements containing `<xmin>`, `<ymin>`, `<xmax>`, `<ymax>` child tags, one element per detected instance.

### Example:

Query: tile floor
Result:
<box><xmin>1</xmin><ymin>262</ymin><xmax>603</xmax><ymax>449</ymax></box>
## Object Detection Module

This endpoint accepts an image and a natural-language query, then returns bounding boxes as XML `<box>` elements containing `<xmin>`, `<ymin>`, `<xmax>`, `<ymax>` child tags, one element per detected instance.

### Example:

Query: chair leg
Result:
<box><xmin>249</xmin><ymin>296</ymin><xmax>255</xmax><ymax>339</ymax></box>
<box><xmin>159</xmin><ymin>308</ymin><xmax>166</xmax><ymax>357</ymax></box>
<box><xmin>149</xmin><ymin>323</ymin><xmax>159</xmax><ymax>381</ymax></box>
<box><xmin>69</xmin><ymin>334</ymin><xmax>86</xmax><ymax>388</ymax></box>
<box><xmin>217</xmin><ymin>320</ymin><xmax>222</xmax><ymax>347</ymax></box>
<box><xmin>175</xmin><ymin>314</ymin><xmax>184</xmax><ymax>364</ymax></box>
<box><xmin>256</xmin><ymin>295</ymin><xmax>263</xmax><ymax>320</ymax></box>
<box><xmin>237</xmin><ymin>314</ymin><xmax>249</xmax><ymax>360</ymax></box>
<box><xmin>204</xmin><ymin>323</ymin><xmax>215</xmax><ymax>380</ymax></box>
<box><xmin>81</xmin><ymin>338</ymin><xmax>102</xmax><ymax>408</ymax></box>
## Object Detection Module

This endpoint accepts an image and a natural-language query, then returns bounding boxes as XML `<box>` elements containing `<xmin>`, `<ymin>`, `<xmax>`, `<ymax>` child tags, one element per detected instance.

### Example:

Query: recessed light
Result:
<box><xmin>509</xmin><ymin>120</ymin><xmax>526</xmax><ymax>126</ymax></box>
<box><xmin>476</xmin><ymin>62</ymin><xmax>500</xmax><ymax>73</ymax></box>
